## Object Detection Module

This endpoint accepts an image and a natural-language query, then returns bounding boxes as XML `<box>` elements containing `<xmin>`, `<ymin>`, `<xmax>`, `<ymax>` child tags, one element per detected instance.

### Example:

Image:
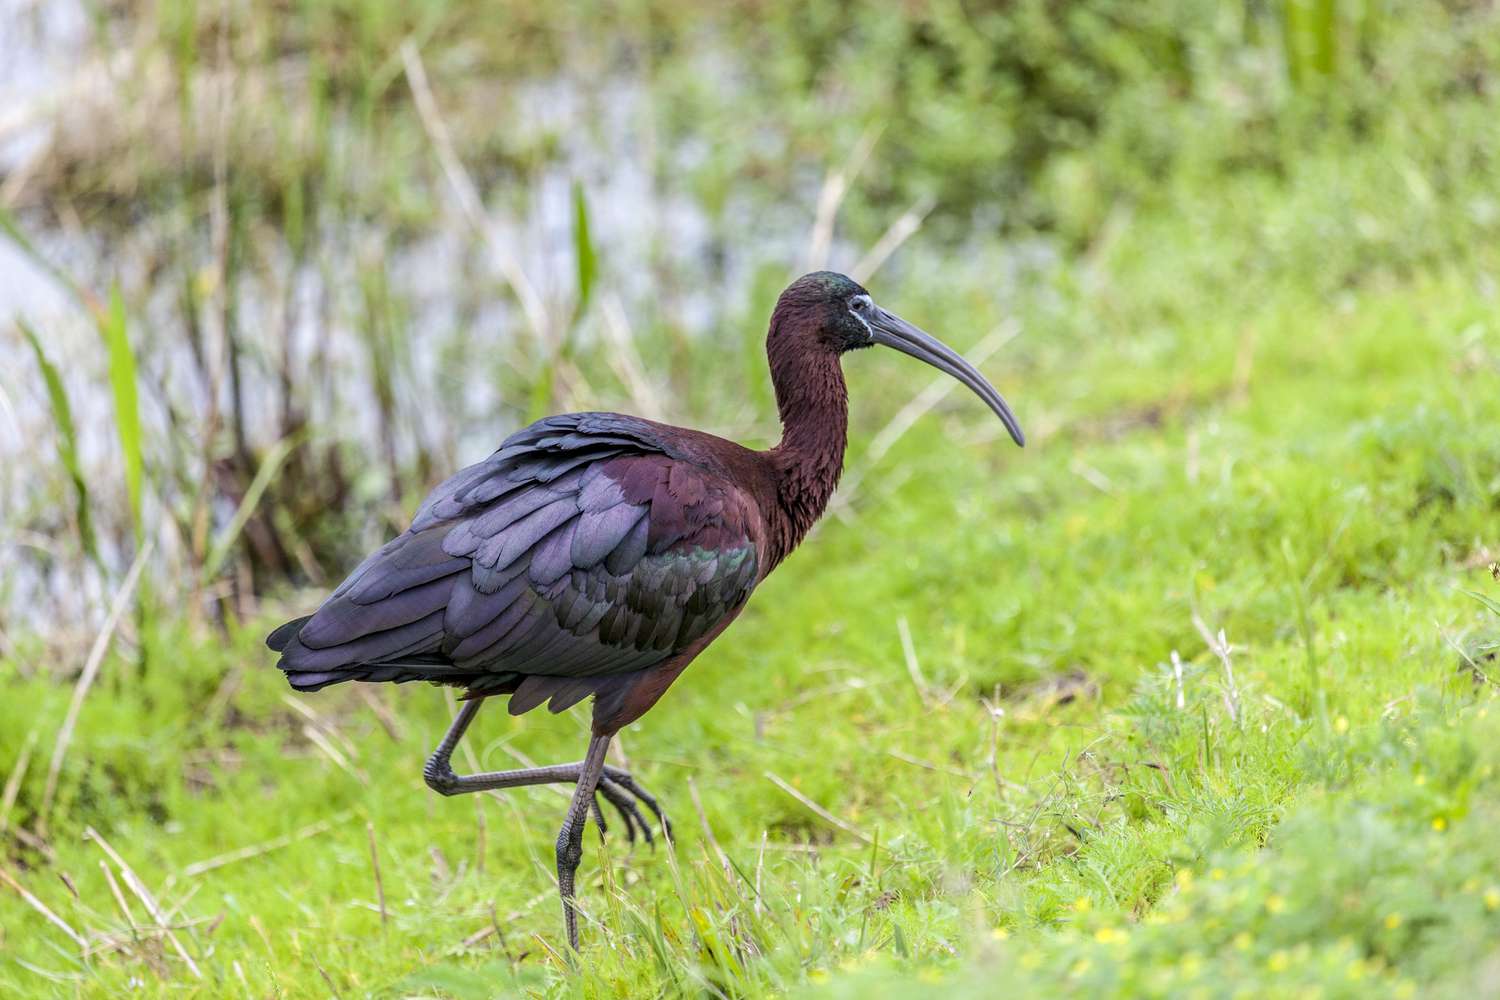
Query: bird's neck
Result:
<box><xmin>766</xmin><ymin>345</ymin><xmax>848</xmax><ymax>563</ymax></box>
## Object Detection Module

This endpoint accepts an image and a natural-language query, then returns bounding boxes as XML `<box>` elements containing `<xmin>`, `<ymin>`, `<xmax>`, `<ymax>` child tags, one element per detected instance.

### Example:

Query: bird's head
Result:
<box><xmin>771</xmin><ymin>271</ymin><xmax>1025</xmax><ymax>447</ymax></box>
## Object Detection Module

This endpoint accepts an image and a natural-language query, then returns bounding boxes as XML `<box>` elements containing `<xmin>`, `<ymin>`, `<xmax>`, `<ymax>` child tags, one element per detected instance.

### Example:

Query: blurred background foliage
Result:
<box><xmin>1</xmin><ymin>0</ymin><xmax>1496</xmax><ymax>636</ymax></box>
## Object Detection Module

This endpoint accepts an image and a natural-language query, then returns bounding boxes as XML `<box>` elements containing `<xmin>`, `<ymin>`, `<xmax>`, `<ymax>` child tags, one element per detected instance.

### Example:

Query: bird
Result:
<box><xmin>266</xmin><ymin>271</ymin><xmax>1024</xmax><ymax>949</ymax></box>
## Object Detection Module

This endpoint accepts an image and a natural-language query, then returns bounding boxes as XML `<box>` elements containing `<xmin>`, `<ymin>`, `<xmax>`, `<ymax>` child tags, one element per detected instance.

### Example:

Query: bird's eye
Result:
<box><xmin>850</xmin><ymin>296</ymin><xmax>869</xmax><ymax>313</ymax></box>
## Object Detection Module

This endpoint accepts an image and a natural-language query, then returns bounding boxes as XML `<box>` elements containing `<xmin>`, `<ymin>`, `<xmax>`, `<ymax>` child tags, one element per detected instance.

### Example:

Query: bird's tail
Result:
<box><xmin>266</xmin><ymin>616</ymin><xmax>312</xmax><ymax>652</ymax></box>
<box><xmin>267</xmin><ymin>614</ymin><xmax>486</xmax><ymax>692</ymax></box>
<box><xmin>267</xmin><ymin>615</ymin><xmax>377</xmax><ymax>691</ymax></box>
<box><xmin>265</xmin><ymin>615</ymin><xmax>349</xmax><ymax>691</ymax></box>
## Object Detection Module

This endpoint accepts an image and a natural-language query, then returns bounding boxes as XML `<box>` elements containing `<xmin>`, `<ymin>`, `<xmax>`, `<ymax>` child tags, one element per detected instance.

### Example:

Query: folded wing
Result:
<box><xmin>269</xmin><ymin>414</ymin><xmax>760</xmax><ymax>714</ymax></box>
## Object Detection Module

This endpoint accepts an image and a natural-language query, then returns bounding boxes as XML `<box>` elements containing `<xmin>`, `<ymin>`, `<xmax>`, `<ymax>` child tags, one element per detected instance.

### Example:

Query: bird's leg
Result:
<box><xmin>557</xmin><ymin>733</ymin><xmax>611</xmax><ymax>951</ymax></box>
<box><xmin>422</xmin><ymin>699</ymin><xmax>667</xmax><ymax>844</ymax></box>
<box><xmin>423</xmin><ymin>697</ymin><xmax>606</xmax><ymax>794</ymax></box>
<box><xmin>422</xmin><ymin>697</ymin><xmax>484</xmax><ymax>790</ymax></box>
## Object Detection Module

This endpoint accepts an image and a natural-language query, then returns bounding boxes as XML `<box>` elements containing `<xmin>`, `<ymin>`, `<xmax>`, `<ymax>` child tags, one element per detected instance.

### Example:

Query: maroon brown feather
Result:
<box><xmin>269</xmin><ymin>412</ymin><xmax>762</xmax><ymax>720</ymax></box>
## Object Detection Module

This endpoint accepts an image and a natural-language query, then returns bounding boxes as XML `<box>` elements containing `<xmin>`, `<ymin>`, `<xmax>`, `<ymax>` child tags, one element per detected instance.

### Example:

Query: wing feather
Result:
<box><xmin>270</xmin><ymin>412</ymin><xmax>761</xmax><ymax>714</ymax></box>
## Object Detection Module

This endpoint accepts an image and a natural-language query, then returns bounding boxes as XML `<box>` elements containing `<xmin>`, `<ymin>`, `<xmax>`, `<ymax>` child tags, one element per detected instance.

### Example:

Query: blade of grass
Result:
<box><xmin>0</xmin><ymin>206</ymin><xmax>91</xmax><ymax>309</ymax></box>
<box><xmin>37</xmin><ymin>539</ymin><xmax>153</xmax><ymax>837</ymax></box>
<box><xmin>17</xmin><ymin>320</ymin><xmax>98</xmax><ymax>561</ymax></box>
<box><xmin>99</xmin><ymin>285</ymin><xmax>143</xmax><ymax>539</ymax></box>
<box><xmin>1463</xmin><ymin>589</ymin><xmax>1500</xmax><ymax>619</ymax></box>
<box><xmin>572</xmin><ymin>180</ymin><xmax>597</xmax><ymax>319</ymax></box>
<box><xmin>1311</xmin><ymin>0</ymin><xmax>1338</xmax><ymax>77</ymax></box>
<box><xmin>201</xmin><ymin>430</ymin><xmax>307</xmax><ymax>580</ymax></box>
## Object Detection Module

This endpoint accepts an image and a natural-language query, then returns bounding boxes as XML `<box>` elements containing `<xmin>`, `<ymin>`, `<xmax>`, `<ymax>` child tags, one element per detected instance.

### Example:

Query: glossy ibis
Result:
<box><xmin>267</xmin><ymin>271</ymin><xmax>1024</xmax><ymax>948</ymax></box>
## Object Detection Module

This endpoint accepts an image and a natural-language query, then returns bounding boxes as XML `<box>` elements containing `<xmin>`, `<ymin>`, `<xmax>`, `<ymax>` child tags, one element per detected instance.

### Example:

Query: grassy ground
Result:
<box><xmin>4</xmin><ymin>254</ymin><xmax>1500</xmax><ymax>996</ymax></box>
<box><xmin>6</xmin><ymin>2</ymin><xmax>1500</xmax><ymax>997</ymax></box>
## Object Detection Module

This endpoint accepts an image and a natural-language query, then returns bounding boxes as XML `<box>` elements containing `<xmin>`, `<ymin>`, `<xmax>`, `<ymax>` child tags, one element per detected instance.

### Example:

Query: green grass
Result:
<box><xmin>4</xmin><ymin>261</ymin><xmax>1499</xmax><ymax>996</ymax></box>
<box><xmin>5</xmin><ymin>2</ymin><xmax>1500</xmax><ymax>996</ymax></box>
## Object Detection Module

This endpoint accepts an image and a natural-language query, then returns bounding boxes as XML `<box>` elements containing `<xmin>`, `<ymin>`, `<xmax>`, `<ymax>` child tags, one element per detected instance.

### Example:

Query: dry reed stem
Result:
<box><xmin>763</xmin><ymin>772</ymin><xmax>873</xmax><ymax>845</ymax></box>
<box><xmin>806</xmin><ymin>123</ymin><xmax>883</xmax><ymax>273</ymax></box>
<box><xmin>1192</xmin><ymin>612</ymin><xmax>1242</xmax><ymax>724</ymax></box>
<box><xmin>181</xmin><ymin>812</ymin><xmax>351</xmax><ymax>877</ymax></box>
<box><xmin>461</xmin><ymin>923</ymin><xmax>497</xmax><ymax>949</ymax></box>
<box><xmin>85</xmin><ymin>826</ymin><xmax>203</xmax><ymax>979</ymax></box>
<box><xmin>601</xmin><ymin>294</ymin><xmax>666</xmax><ymax>420</ymax></box>
<box><xmin>37</xmin><ymin>539</ymin><xmax>153</xmax><ymax>837</ymax></box>
<box><xmin>400</xmin><ymin>39</ymin><xmax>551</xmax><ymax>346</ymax></box>
<box><xmin>357</xmin><ymin>686</ymin><xmax>405</xmax><ymax>742</ymax></box>
<box><xmin>99</xmin><ymin>858</ymin><xmax>139</xmax><ymax>931</ymax></box>
<box><xmin>10</xmin><ymin>824</ymin><xmax>55</xmax><ymax>860</ymax></box>
<box><xmin>0</xmin><ymin>864</ymin><xmax>87</xmax><ymax>948</ymax></box>
<box><xmin>753</xmin><ymin>830</ymin><xmax>767</xmax><ymax>918</ymax></box>
<box><xmin>851</xmin><ymin>196</ymin><xmax>935</xmax><ymax>283</ymax></box>
<box><xmin>0</xmin><ymin>619</ymin><xmax>38</xmax><ymax>679</ymax></box>
<box><xmin>885</xmin><ymin>749</ymin><xmax>976</xmax><ymax>780</ymax></box>
<box><xmin>0</xmin><ymin>726</ymin><xmax>39</xmax><ymax>834</ymax></box>
<box><xmin>279</xmin><ymin>695</ymin><xmax>361</xmax><ymax>759</ymax></box>
<box><xmin>300</xmin><ymin>724</ymin><xmax>368</xmax><ymax>785</ymax></box>
<box><xmin>367</xmin><ymin>821</ymin><xmax>388</xmax><ymax>927</ymax></box>
<box><xmin>896</xmin><ymin>616</ymin><xmax>934</xmax><ymax>709</ymax></box>
<box><xmin>687</xmin><ymin>776</ymin><xmax>731</xmax><ymax>879</ymax></box>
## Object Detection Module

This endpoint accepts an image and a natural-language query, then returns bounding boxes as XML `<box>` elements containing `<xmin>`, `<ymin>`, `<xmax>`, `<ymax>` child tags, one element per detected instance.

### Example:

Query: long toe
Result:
<box><xmin>597</xmin><ymin>778</ymin><xmax>650</xmax><ymax>845</ymax></box>
<box><xmin>603</xmin><ymin>768</ymin><xmax>672</xmax><ymax>844</ymax></box>
<box><xmin>589</xmin><ymin>795</ymin><xmax>608</xmax><ymax>842</ymax></box>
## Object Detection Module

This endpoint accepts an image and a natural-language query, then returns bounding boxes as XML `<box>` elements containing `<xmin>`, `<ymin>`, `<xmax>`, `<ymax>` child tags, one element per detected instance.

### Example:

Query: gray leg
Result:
<box><xmin>421</xmin><ymin>697</ymin><xmax>671</xmax><ymax>840</ymax></box>
<box><xmin>423</xmin><ymin>698</ymin><xmax>593</xmax><ymax>794</ymax></box>
<box><xmin>557</xmin><ymin>733</ymin><xmax>611</xmax><ymax>950</ymax></box>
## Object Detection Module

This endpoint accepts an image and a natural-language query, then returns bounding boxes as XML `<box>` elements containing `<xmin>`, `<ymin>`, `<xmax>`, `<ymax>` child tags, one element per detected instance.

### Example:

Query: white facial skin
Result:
<box><xmin>847</xmin><ymin>293</ymin><xmax>876</xmax><ymax>343</ymax></box>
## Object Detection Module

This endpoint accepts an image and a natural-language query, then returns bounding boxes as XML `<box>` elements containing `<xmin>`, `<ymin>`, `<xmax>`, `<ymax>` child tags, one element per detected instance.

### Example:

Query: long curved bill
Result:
<box><xmin>870</xmin><ymin>306</ymin><xmax>1026</xmax><ymax>447</ymax></box>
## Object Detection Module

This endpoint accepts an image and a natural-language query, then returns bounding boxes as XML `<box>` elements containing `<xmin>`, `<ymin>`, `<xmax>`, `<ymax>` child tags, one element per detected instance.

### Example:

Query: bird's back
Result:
<box><xmin>268</xmin><ymin>413</ymin><xmax>766</xmax><ymax>722</ymax></box>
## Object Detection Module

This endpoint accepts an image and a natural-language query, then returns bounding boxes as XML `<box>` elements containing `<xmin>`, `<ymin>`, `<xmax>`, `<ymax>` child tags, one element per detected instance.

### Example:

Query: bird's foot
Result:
<box><xmin>594</xmin><ymin>778</ymin><xmax>658</xmax><ymax>845</ymax></box>
<box><xmin>597</xmin><ymin>766</ymin><xmax>672</xmax><ymax>846</ymax></box>
<box><xmin>422</xmin><ymin>753</ymin><xmax>461</xmax><ymax>796</ymax></box>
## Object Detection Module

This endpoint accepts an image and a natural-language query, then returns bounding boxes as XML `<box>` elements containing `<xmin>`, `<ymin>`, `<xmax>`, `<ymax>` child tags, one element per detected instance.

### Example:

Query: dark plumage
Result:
<box><xmin>268</xmin><ymin>271</ymin><xmax>1024</xmax><ymax>949</ymax></box>
<box><xmin>269</xmin><ymin>414</ymin><xmax>760</xmax><ymax>724</ymax></box>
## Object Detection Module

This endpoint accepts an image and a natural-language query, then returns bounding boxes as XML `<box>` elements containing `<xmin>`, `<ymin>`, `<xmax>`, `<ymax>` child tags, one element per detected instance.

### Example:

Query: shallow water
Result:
<box><xmin>0</xmin><ymin>1</ymin><xmax>812</xmax><ymax>631</ymax></box>
<box><xmin>0</xmin><ymin>0</ymin><xmax>1049</xmax><ymax>635</ymax></box>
